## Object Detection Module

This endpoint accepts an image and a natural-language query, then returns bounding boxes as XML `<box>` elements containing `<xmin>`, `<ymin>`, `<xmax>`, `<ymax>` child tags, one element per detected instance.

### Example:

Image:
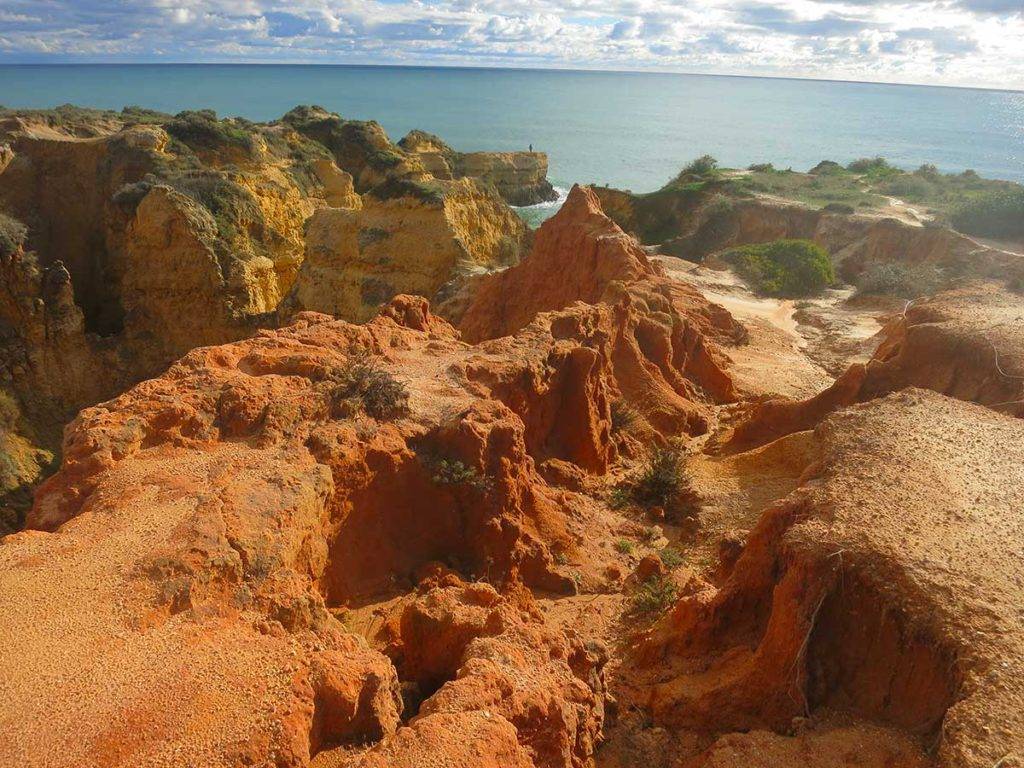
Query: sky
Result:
<box><xmin>0</xmin><ymin>0</ymin><xmax>1022</xmax><ymax>89</ymax></box>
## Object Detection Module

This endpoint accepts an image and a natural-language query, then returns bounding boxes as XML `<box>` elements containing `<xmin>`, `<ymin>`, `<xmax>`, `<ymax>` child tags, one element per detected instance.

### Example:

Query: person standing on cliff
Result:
<box><xmin>529</xmin><ymin>143</ymin><xmax>533</xmax><ymax>152</ymax></box>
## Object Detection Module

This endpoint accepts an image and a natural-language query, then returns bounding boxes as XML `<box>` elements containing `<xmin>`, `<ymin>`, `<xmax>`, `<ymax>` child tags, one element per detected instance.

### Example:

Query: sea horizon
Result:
<box><xmin>4</xmin><ymin>62</ymin><xmax>1023</xmax><ymax>189</ymax></box>
<box><xmin>3</xmin><ymin>61</ymin><xmax>1023</xmax><ymax>95</ymax></box>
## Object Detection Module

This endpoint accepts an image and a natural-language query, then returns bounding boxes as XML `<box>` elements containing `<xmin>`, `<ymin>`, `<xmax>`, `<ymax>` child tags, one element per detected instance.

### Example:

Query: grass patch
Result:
<box><xmin>658</xmin><ymin>547</ymin><xmax>684</xmax><ymax>569</ymax></box>
<box><xmin>723</xmin><ymin>239</ymin><xmax>835</xmax><ymax>298</ymax></box>
<box><xmin>331</xmin><ymin>354</ymin><xmax>410</xmax><ymax>420</ymax></box>
<box><xmin>726</xmin><ymin>167</ymin><xmax>884</xmax><ymax>209</ymax></box>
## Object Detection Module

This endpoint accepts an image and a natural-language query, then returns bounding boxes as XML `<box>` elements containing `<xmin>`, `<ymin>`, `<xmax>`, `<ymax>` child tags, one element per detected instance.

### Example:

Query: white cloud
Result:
<box><xmin>0</xmin><ymin>0</ymin><xmax>1021</xmax><ymax>88</ymax></box>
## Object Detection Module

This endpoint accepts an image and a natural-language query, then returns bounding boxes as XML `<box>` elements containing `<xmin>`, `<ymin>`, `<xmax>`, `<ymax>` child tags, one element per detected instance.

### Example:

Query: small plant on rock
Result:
<box><xmin>614</xmin><ymin>538</ymin><xmax>635</xmax><ymax>555</ymax></box>
<box><xmin>610</xmin><ymin>448</ymin><xmax>702</xmax><ymax>523</ymax></box>
<box><xmin>0</xmin><ymin>212</ymin><xmax>27</xmax><ymax>258</ymax></box>
<box><xmin>658</xmin><ymin>547</ymin><xmax>685</xmax><ymax>569</ymax></box>
<box><xmin>632</xmin><ymin>448</ymin><xmax>683</xmax><ymax>509</ymax></box>
<box><xmin>610</xmin><ymin>400</ymin><xmax>640</xmax><ymax>433</ymax></box>
<box><xmin>332</xmin><ymin>354</ymin><xmax>409</xmax><ymax>420</ymax></box>
<box><xmin>430</xmin><ymin>458</ymin><xmax>493</xmax><ymax>493</ymax></box>
<box><xmin>630</xmin><ymin>576</ymin><xmax>678</xmax><ymax>617</ymax></box>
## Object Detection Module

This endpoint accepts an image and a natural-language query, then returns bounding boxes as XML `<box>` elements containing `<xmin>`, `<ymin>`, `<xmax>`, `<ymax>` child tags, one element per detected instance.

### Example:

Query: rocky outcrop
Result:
<box><xmin>399</xmin><ymin>129</ymin><xmax>558</xmax><ymax>206</ymax></box>
<box><xmin>441</xmin><ymin>185</ymin><xmax>744</xmax><ymax>436</ymax></box>
<box><xmin>355</xmin><ymin>579</ymin><xmax>606</xmax><ymax>768</ymax></box>
<box><xmin>283</xmin><ymin>106</ymin><xmax>429</xmax><ymax>192</ymax></box>
<box><xmin>0</xmin><ymin>107</ymin><xmax>529</xmax><ymax>504</ymax></box>
<box><xmin>286</xmin><ymin>178</ymin><xmax>526</xmax><ymax>322</ymax></box>
<box><xmin>453</xmin><ymin>152</ymin><xmax>557</xmax><ymax>206</ymax></box>
<box><xmin>630</xmin><ymin>390</ymin><xmax>1024</xmax><ymax>768</ymax></box>
<box><xmin>724</xmin><ymin>281</ymin><xmax>1024</xmax><ymax>451</ymax></box>
<box><xmin>4</xmin><ymin>295</ymin><xmax>614</xmax><ymax>766</ymax></box>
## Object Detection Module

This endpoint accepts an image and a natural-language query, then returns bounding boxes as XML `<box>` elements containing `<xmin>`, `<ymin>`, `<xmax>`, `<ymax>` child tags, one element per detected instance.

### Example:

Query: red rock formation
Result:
<box><xmin>3</xmin><ymin>296</ymin><xmax>613</xmax><ymax>767</ymax></box>
<box><xmin>630</xmin><ymin>391</ymin><xmax>1024</xmax><ymax>768</ymax></box>
<box><xmin>442</xmin><ymin>184</ymin><xmax>744</xmax><ymax>437</ymax></box>
<box><xmin>356</xmin><ymin>579</ymin><xmax>606</xmax><ymax>768</ymax></box>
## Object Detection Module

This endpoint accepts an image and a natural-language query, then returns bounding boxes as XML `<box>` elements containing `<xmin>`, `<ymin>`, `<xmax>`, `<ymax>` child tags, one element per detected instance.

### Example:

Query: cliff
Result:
<box><xmin>286</xmin><ymin>177</ymin><xmax>526</xmax><ymax>322</ymax></box>
<box><xmin>723</xmin><ymin>280</ymin><xmax>1024</xmax><ymax>451</ymax></box>
<box><xmin>400</xmin><ymin>128</ymin><xmax>558</xmax><ymax>206</ymax></box>
<box><xmin>4</xmin><ymin>295</ymin><xmax>620</xmax><ymax>766</ymax></box>
<box><xmin>0</xmin><ymin>106</ymin><xmax>533</xmax><ymax>515</ymax></box>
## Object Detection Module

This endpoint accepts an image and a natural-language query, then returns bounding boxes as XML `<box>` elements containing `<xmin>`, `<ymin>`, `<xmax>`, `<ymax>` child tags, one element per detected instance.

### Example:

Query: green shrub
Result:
<box><xmin>430</xmin><ymin>458</ymin><xmax>492</xmax><ymax>492</ymax></box>
<box><xmin>614</xmin><ymin>538</ymin><xmax>635</xmax><ymax>555</ymax></box>
<box><xmin>630</xmin><ymin>576</ymin><xmax>678</xmax><ymax>616</ymax></box>
<box><xmin>332</xmin><ymin>354</ymin><xmax>409</xmax><ymax>420</ymax></box>
<box><xmin>847</xmin><ymin>156</ymin><xmax>894</xmax><ymax>175</ymax></box>
<box><xmin>747</xmin><ymin>162</ymin><xmax>775</xmax><ymax>173</ymax></box>
<box><xmin>611</xmin><ymin>448</ymin><xmax>701</xmax><ymax>523</ymax></box>
<box><xmin>166</xmin><ymin>110</ymin><xmax>255</xmax><ymax>154</ymax></box>
<box><xmin>632</xmin><ymin>448</ymin><xmax>685</xmax><ymax>509</ymax></box>
<box><xmin>950</xmin><ymin>189</ymin><xmax>1024</xmax><ymax>239</ymax></box>
<box><xmin>722</xmin><ymin>239</ymin><xmax>835</xmax><ymax>298</ymax></box>
<box><xmin>808</xmin><ymin>160</ymin><xmax>845</xmax><ymax>175</ymax></box>
<box><xmin>167</xmin><ymin>172</ymin><xmax>264</xmax><ymax>243</ymax></box>
<box><xmin>120</xmin><ymin>105</ymin><xmax>171</xmax><ymax>125</ymax></box>
<box><xmin>0</xmin><ymin>212</ymin><xmax>28</xmax><ymax>257</ymax></box>
<box><xmin>370</xmin><ymin>177</ymin><xmax>447</xmax><ymax>206</ymax></box>
<box><xmin>880</xmin><ymin>174</ymin><xmax>936</xmax><ymax>201</ymax></box>
<box><xmin>683</xmin><ymin>154</ymin><xmax>718</xmax><ymax>175</ymax></box>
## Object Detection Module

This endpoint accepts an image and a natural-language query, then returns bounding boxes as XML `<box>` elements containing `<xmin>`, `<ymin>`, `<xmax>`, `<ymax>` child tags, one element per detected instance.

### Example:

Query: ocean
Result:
<box><xmin>2</xmin><ymin>64</ymin><xmax>1022</xmax><ymax>194</ymax></box>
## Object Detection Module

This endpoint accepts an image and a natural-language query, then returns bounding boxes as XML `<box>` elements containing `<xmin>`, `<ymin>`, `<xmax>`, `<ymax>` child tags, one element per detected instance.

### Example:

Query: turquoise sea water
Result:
<box><xmin>2</xmin><ymin>64</ymin><xmax>1023</xmax><ymax>192</ymax></box>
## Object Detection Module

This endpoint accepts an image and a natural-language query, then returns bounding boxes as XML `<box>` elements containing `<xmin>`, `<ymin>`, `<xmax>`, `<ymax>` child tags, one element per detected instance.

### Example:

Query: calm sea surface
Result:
<box><xmin>2</xmin><ymin>64</ymin><xmax>1023</xmax><ymax>192</ymax></box>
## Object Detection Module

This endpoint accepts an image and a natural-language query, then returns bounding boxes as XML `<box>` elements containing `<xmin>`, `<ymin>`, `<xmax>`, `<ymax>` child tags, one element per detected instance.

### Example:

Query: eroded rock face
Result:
<box><xmin>354</xmin><ymin>579</ymin><xmax>606</xmax><ymax>768</ymax></box>
<box><xmin>2</xmin><ymin>296</ymin><xmax>616</xmax><ymax>766</ymax></box>
<box><xmin>442</xmin><ymin>184</ymin><xmax>744</xmax><ymax>436</ymax></box>
<box><xmin>0</xmin><ymin>107</ymin><xmax>532</xmax><ymax>517</ymax></box>
<box><xmin>287</xmin><ymin>178</ymin><xmax>526</xmax><ymax>322</ymax></box>
<box><xmin>725</xmin><ymin>281</ymin><xmax>1024</xmax><ymax>451</ymax></box>
<box><xmin>629</xmin><ymin>390</ymin><xmax>1024</xmax><ymax>768</ymax></box>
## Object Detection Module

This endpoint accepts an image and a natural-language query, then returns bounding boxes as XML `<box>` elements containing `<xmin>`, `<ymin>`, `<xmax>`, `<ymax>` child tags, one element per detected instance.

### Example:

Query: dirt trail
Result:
<box><xmin>653</xmin><ymin>254</ymin><xmax>885</xmax><ymax>390</ymax></box>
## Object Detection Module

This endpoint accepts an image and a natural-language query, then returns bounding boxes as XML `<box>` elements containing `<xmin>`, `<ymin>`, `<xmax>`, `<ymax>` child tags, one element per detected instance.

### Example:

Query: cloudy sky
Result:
<box><xmin>0</xmin><ymin>0</ymin><xmax>1022</xmax><ymax>89</ymax></box>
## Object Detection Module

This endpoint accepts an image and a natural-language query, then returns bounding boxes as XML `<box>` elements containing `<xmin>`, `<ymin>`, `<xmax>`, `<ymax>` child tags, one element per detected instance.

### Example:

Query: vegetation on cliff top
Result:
<box><xmin>642</xmin><ymin>155</ymin><xmax>1023</xmax><ymax>240</ymax></box>
<box><xmin>166</xmin><ymin>110</ymin><xmax>257</xmax><ymax>155</ymax></box>
<box><xmin>0</xmin><ymin>212</ymin><xmax>28</xmax><ymax>258</ymax></box>
<box><xmin>950</xmin><ymin>188</ymin><xmax>1024</xmax><ymax>240</ymax></box>
<box><xmin>723</xmin><ymin>238</ymin><xmax>835</xmax><ymax>298</ymax></box>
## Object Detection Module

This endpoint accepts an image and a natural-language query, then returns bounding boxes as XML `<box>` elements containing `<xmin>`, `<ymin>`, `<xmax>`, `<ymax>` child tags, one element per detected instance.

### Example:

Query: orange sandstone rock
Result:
<box><xmin>442</xmin><ymin>184</ymin><xmax>744</xmax><ymax>437</ymax></box>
